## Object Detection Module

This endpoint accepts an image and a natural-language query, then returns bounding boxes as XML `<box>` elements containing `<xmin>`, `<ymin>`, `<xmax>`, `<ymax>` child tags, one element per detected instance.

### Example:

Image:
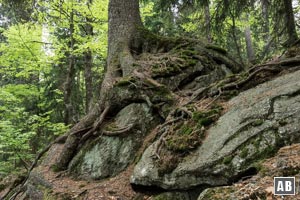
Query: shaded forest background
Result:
<box><xmin>0</xmin><ymin>0</ymin><xmax>299</xmax><ymax>175</ymax></box>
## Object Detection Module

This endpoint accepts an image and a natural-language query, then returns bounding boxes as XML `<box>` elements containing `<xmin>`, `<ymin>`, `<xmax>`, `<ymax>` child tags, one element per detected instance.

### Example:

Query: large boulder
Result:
<box><xmin>131</xmin><ymin>69</ymin><xmax>300</xmax><ymax>189</ymax></box>
<box><xmin>68</xmin><ymin>103</ymin><xmax>160</xmax><ymax>180</ymax></box>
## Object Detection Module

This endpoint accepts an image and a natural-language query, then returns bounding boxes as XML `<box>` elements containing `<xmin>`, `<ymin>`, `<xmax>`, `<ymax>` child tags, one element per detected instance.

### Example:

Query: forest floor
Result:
<box><xmin>28</xmin><ymin>143</ymin><xmax>143</xmax><ymax>200</ymax></box>
<box><xmin>199</xmin><ymin>143</ymin><xmax>300</xmax><ymax>200</ymax></box>
<box><xmin>2</xmin><ymin>143</ymin><xmax>300</xmax><ymax>199</ymax></box>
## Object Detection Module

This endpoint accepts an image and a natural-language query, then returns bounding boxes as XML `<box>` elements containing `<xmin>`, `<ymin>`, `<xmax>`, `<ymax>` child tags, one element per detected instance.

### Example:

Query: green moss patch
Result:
<box><xmin>192</xmin><ymin>105</ymin><xmax>223</xmax><ymax>128</ymax></box>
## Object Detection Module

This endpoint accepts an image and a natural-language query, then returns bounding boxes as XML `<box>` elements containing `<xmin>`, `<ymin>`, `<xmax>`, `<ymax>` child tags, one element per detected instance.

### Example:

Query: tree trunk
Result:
<box><xmin>261</xmin><ymin>0</ymin><xmax>269</xmax><ymax>42</ymax></box>
<box><xmin>244</xmin><ymin>15</ymin><xmax>255</xmax><ymax>64</ymax></box>
<box><xmin>283</xmin><ymin>0</ymin><xmax>298</xmax><ymax>46</ymax></box>
<box><xmin>204</xmin><ymin>0</ymin><xmax>212</xmax><ymax>43</ymax></box>
<box><xmin>84</xmin><ymin>0</ymin><xmax>93</xmax><ymax>113</ymax></box>
<box><xmin>245</xmin><ymin>25</ymin><xmax>255</xmax><ymax>63</ymax></box>
<box><xmin>55</xmin><ymin>0</ymin><xmax>143</xmax><ymax>170</ymax></box>
<box><xmin>230</xmin><ymin>11</ymin><xmax>244</xmax><ymax>65</ymax></box>
<box><xmin>101</xmin><ymin>0</ymin><xmax>142</xmax><ymax>97</ymax></box>
<box><xmin>63</xmin><ymin>9</ymin><xmax>76</xmax><ymax>125</ymax></box>
<box><xmin>261</xmin><ymin>0</ymin><xmax>271</xmax><ymax>57</ymax></box>
<box><xmin>84</xmin><ymin>49</ymin><xmax>93</xmax><ymax>113</ymax></box>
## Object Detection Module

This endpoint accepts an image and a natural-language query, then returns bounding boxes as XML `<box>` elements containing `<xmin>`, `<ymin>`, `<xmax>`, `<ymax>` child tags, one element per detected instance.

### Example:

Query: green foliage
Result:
<box><xmin>0</xmin><ymin>85</ymin><xmax>69</xmax><ymax>174</ymax></box>
<box><xmin>0</xmin><ymin>0</ymin><xmax>110</xmax><ymax>174</ymax></box>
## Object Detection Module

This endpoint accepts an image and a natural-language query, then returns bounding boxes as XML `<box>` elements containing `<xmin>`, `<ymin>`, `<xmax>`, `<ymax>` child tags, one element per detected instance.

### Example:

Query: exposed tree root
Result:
<box><xmin>102</xmin><ymin>123</ymin><xmax>135</xmax><ymax>136</ymax></box>
<box><xmin>79</xmin><ymin>105</ymin><xmax>111</xmax><ymax>144</ymax></box>
<box><xmin>187</xmin><ymin>62</ymin><xmax>293</xmax><ymax>104</ymax></box>
<box><xmin>153</xmin><ymin>115</ymin><xmax>185</xmax><ymax>159</ymax></box>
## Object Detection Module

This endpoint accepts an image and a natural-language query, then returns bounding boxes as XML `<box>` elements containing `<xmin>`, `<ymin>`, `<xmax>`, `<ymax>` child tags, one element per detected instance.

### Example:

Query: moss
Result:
<box><xmin>115</xmin><ymin>76</ymin><xmax>135</xmax><ymax>86</ymax></box>
<box><xmin>252</xmin><ymin>119</ymin><xmax>264</xmax><ymax>126</ymax></box>
<box><xmin>192</xmin><ymin>105</ymin><xmax>223</xmax><ymax>127</ymax></box>
<box><xmin>262</xmin><ymin>145</ymin><xmax>277</xmax><ymax>157</ymax></box>
<box><xmin>149</xmin><ymin>45</ymin><xmax>200</xmax><ymax>78</ymax></box>
<box><xmin>205</xmin><ymin>44</ymin><xmax>227</xmax><ymax>55</ymax></box>
<box><xmin>165</xmin><ymin>132</ymin><xmax>200</xmax><ymax>153</ymax></box>
<box><xmin>51</xmin><ymin>164</ymin><xmax>61</xmax><ymax>172</ymax></box>
<box><xmin>0</xmin><ymin>183</ymin><xmax>5</xmax><ymax>191</ymax></box>
<box><xmin>253</xmin><ymin>138</ymin><xmax>261</xmax><ymax>149</ymax></box>
<box><xmin>103</xmin><ymin>121</ymin><xmax>118</xmax><ymax>132</ymax></box>
<box><xmin>240</xmin><ymin>148</ymin><xmax>249</xmax><ymax>158</ymax></box>
<box><xmin>178</xmin><ymin>124</ymin><xmax>193</xmax><ymax>135</ymax></box>
<box><xmin>223</xmin><ymin>155</ymin><xmax>234</xmax><ymax>165</ymax></box>
<box><xmin>282</xmin><ymin>167</ymin><xmax>300</xmax><ymax>176</ymax></box>
<box><xmin>258</xmin><ymin>165</ymin><xmax>269</xmax><ymax>176</ymax></box>
<box><xmin>222</xmin><ymin>90</ymin><xmax>239</xmax><ymax>100</ymax></box>
<box><xmin>43</xmin><ymin>189</ymin><xmax>56</xmax><ymax>200</ymax></box>
<box><xmin>151</xmin><ymin>86</ymin><xmax>174</xmax><ymax>105</ymax></box>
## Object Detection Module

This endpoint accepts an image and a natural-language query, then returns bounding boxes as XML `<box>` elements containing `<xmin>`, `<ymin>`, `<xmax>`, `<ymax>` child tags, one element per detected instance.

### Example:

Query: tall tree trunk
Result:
<box><xmin>100</xmin><ymin>0</ymin><xmax>142</xmax><ymax>99</ymax></box>
<box><xmin>84</xmin><ymin>49</ymin><xmax>93</xmax><ymax>113</ymax></box>
<box><xmin>283</xmin><ymin>0</ymin><xmax>298</xmax><ymax>46</ymax></box>
<box><xmin>230</xmin><ymin>11</ymin><xmax>244</xmax><ymax>65</ymax></box>
<box><xmin>63</xmin><ymin>9</ymin><xmax>76</xmax><ymax>125</ymax></box>
<box><xmin>244</xmin><ymin>15</ymin><xmax>255</xmax><ymax>63</ymax></box>
<box><xmin>245</xmin><ymin>25</ymin><xmax>255</xmax><ymax>63</ymax></box>
<box><xmin>55</xmin><ymin>0</ymin><xmax>143</xmax><ymax>170</ymax></box>
<box><xmin>84</xmin><ymin>0</ymin><xmax>93</xmax><ymax>113</ymax></box>
<box><xmin>261</xmin><ymin>0</ymin><xmax>270</xmax><ymax>42</ymax></box>
<box><xmin>204</xmin><ymin>0</ymin><xmax>212</xmax><ymax>43</ymax></box>
<box><xmin>261</xmin><ymin>0</ymin><xmax>271</xmax><ymax>57</ymax></box>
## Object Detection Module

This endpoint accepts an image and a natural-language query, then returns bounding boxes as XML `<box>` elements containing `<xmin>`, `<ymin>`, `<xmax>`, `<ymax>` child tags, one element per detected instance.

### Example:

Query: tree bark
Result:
<box><xmin>283</xmin><ymin>0</ymin><xmax>298</xmax><ymax>46</ymax></box>
<box><xmin>63</xmin><ymin>9</ymin><xmax>76</xmax><ymax>125</ymax></box>
<box><xmin>55</xmin><ymin>0</ymin><xmax>143</xmax><ymax>170</ymax></box>
<box><xmin>84</xmin><ymin>0</ymin><xmax>94</xmax><ymax>113</ymax></box>
<box><xmin>84</xmin><ymin>49</ymin><xmax>93</xmax><ymax>113</ymax></box>
<box><xmin>261</xmin><ymin>0</ymin><xmax>270</xmax><ymax>42</ymax></box>
<box><xmin>100</xmin><ymin>0</ymin><xmax>142</xmax><ymax>99</ymax></box>
<box><xmin>245</xmin><ymin>25</ymin><xmax>255</xmax><ymax>63</ymax></box>
<box><xmin>204</xmin><ymin>0</ymin><xmax>212</xmax><ymax>43</ymax></box>
<box><xmin>244</xmin><ymin>15</ymin><xmax>255</xmax><ymax>63</ymax></box>
<box><xmin>230</xmin><ymin>11</ymin><xmax>244</xmax><ymax>65</ymax></box>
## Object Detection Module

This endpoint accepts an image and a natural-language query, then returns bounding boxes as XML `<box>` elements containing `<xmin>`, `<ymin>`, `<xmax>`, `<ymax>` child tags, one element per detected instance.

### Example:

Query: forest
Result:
<box><xmin>0</xmin><ymin>0</ymin><xmax>300</xmax><ymax>199</ymax></box>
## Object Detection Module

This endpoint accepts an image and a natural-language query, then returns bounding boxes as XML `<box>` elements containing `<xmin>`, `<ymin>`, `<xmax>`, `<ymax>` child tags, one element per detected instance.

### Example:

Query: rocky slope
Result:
<box><xmin>1</xmin><ymin>46</ymin><xmax>300</xmax><ymax>199</ymax></box>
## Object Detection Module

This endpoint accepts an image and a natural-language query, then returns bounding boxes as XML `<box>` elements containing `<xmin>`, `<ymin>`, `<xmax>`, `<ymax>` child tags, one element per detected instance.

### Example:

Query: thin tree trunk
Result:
<box><xmin>230</xmin><ymin>11</ymin><xmax>244</xmax><ymax>65</ymax></box>
<box><xmin>245</xmin><ymin>25</ymin><xmax>255</xmax><ymax>63</ymax></box>
<box><xmin>261</xmin><ymin>0</ymin><xmax>271</xmax><ymax>57</ymax></box>
<box><xmin>283</xmin><ymin>0</ymin><xmax>298</xmax><ymax>46</ymax></box>
<box><xmin>63</xmin><ymin>9</ymin><xmax>76</xmax><ymax>125</ymax></box>
<box><xmin>84</xmin><ymin>0</ymin><xmax>93</xmax><ymax>113</ymax></box>
<box><xmin>204</xmin><ymin>0</ymin><xmax>212</xmax><ymax>43</ymax></box>
<box><xmin>261</xmin><ymin>0</ymin><xmax>270</xmax><ymax>42</ymax></box>
<box><xmin>244</xmin><ymin>15</ymin><xmax>255</xmax><ymax>63</ymax></box>
<box><xmin>84</xmin><ymin>49</ymin><xmax>93</xmax><ymax>113</ymax></box>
